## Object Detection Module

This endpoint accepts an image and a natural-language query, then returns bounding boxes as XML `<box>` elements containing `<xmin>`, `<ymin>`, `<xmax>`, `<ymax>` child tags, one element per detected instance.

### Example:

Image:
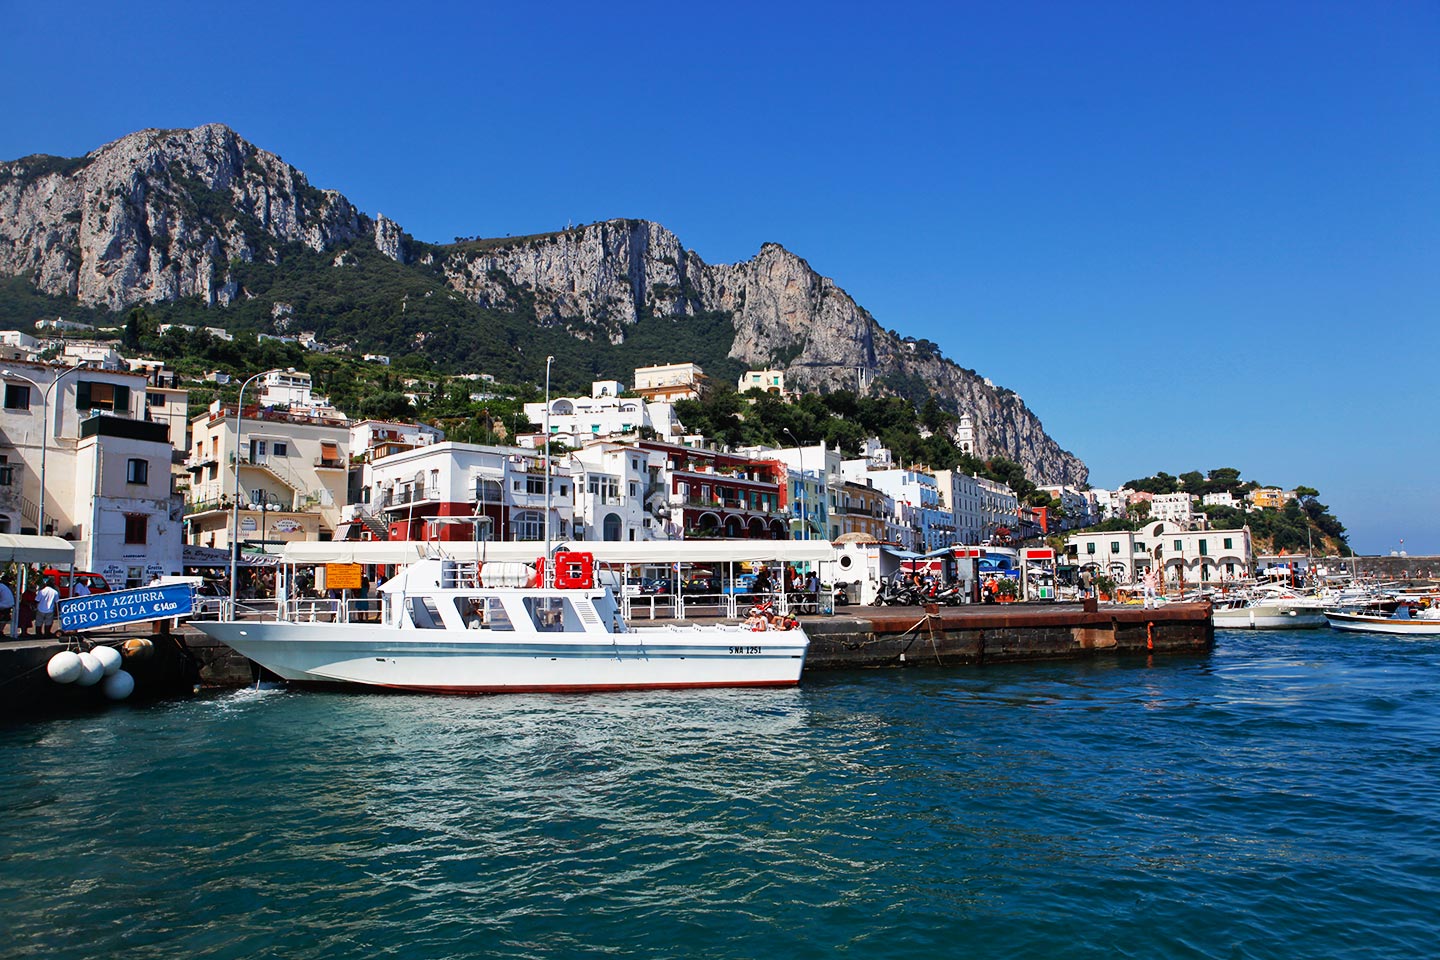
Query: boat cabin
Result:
<box><xmin>377</xmin><ymin>558</ymin><xmax>623</xmax><ymax>635</ymax></box>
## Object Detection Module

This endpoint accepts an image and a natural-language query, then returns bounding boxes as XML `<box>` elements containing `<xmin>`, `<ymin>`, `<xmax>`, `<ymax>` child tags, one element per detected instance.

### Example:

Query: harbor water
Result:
<box><xmin>4</xmin><ymin>628</ymin><xmax>1439</xmax><ymax>959</ymax></box>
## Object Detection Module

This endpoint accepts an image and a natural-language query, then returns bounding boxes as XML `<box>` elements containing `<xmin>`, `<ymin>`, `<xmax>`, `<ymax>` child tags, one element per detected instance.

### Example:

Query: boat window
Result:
<box><xmin>453</xmin><ymin>596</ymin><xmax>514</xmax><ymax>631</ymax></box>
<box><xmin>407</xmin><ymin>597</ymin><xmax>445</xmax><ymax>630</ymax></box>
<box><xmin>524</xmin><ymin>596</ymin><xmax>577</xmax><ymax>632</ymax></box>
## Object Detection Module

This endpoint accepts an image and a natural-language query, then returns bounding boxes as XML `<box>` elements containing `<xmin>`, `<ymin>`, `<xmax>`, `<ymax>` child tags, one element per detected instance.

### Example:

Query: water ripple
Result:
<box><xmin>4</xmin><ymin>629</ymin><xmax>1440</xmax><ymax>958</ymax></box>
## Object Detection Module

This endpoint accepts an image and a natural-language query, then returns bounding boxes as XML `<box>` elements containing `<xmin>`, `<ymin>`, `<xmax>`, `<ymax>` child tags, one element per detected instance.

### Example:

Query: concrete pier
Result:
<box><xmin>2</xmin><ymin>603</ymin><xmax>1213</xmax><ymax>715</ymax></box>
<box><xmin>802</xmin><ymin>601</ymin><xmax>1213</xmax><ymax>669</ymax></box>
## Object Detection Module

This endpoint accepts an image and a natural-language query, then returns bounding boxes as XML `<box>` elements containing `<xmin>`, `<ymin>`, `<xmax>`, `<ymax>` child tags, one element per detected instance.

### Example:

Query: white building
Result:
<box><xmin>1066</xmin><ymin>520</ymin><xmax>1253</xmax><ymax>584</ymax></box>
<box><xmin>935</xmin><ymin>469</ymin><xmax>985</xmax><ymax>543</ymax></box>
<box><xmin>749</xmin><ymin>443</ymin><xmax>841</xmax><ymax>543</ymax></box>
<box><xmin>1203</xmin><ymin>491</ymin><xmax>1238</xmax><ymax>508</ymax></box>
<box><xmin>524</xmin><ymin>381</ymin><xmax>683</xmax><ymax>447</ymax></box>
<box><xmin>0</xmin><ymin>361</ymin><xmax>182</xmax><ymax>585</ymax></box>
<box><xmin>1037</xmin><ymin>484</ymin><xmax>1094</xmax><ymax>530</ymax></box>
<box><xmin>975</xmin><ymin>476</ymin><xmax>1020</xmax><ymax>543</ymax></box>
<box><xmin>359</xmin><ymin>442</ymin><xmax>572</xmax><ymax>543</ymax></box>
<box><xmin>632</xmin><ymin>362</ymin><xmax>708</xmax><ymax>403</ymax></box>
<box><xmin>1150</xmin><ymin>492</ymin><xmax>1196</xmax><ymax>523</ymax></box>
<box><xmin>62</xmin><ymin>342</ymin><xmax>125</xmax><ymax>371</ymax></box>
<box><xmin>841</xmin><ymin>461</ymin><xmax>953</xmax><ymax>552</ymax></box>
<box><xmin>569</xmin><ymin>442</ymin><xmax>671</xmax><ymax>542</ymax></box>
<box><xmin>1089</xmin><ymin>488</ymin><xmax>1132</xmax><ymax>521</ymax></box>
<box><xmin>185</xmin><ymin>401</ymin><xmax>351</xmax><ymax>549</ymax></box>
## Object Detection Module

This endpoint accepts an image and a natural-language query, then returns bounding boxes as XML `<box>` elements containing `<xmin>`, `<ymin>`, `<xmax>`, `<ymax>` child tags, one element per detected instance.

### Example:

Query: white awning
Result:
<box><xmin>0</xmin><ymin>534</ymin><xmax>75</xmax><ymax>565</ymax></box>
<box><xmin>280</xmin><ymin>539</ymin><xmax>836</xmax><ymax>566</ymax></box>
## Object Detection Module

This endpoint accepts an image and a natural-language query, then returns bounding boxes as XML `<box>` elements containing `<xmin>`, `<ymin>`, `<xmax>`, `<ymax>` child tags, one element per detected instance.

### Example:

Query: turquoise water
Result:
<box><xmin>4</xmin><ymin>628</ymin><xmax>1440</xmax><ymax>959</ymax></box>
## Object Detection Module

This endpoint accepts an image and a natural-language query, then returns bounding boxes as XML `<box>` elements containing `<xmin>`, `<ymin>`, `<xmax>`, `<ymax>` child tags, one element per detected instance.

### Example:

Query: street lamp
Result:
<box><xmin>1</xmin><ymin>360</ymin><xmax>87</xmax><ymax>537</ymax></box>
<box><xmin>229</xmin><ymin>369</ymin><xmax>273</xmax><ymax>605</ymax></box>
<box><xmin>543</xmin><ymin>355</ymin><xmax>554</xmax><ymax>577</ymax></box>
<box><xmin>782</xmin><ymin>429</ymin><xmax>807</xmax><ymax>540</ymax></box>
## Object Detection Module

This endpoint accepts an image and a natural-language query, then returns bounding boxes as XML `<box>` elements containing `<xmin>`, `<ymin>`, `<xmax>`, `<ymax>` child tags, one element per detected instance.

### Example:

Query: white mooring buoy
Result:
<box><xmin>74</xmin><ymin>652</ymin><xmax>105</xmax><ymax>687</ymax></box>
<box><xmin>102</xmin><ymin>669</ymin><xmax>135</xmax><ymax>701</ymax></box>
<box><xmin>91</xmin><ymin>645</ymin><xmax>122</xmax><ymax>677</ymax></box>
<box><xmin>47</xmin><ymin>651</ymin><xmax>84</xmax><ymax>684</ymax></box>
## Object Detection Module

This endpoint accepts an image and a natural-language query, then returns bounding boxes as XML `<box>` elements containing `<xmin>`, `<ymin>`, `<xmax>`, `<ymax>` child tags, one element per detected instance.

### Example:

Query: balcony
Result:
<box><xmin>378</xmin><ymin>485</ymin><xmax>442</xmax><ymax>510</ymax></box>
<box><xmin>314</xmin><ymin>456</ymin><xmax>347</xmax><ymax>469</ymax></box>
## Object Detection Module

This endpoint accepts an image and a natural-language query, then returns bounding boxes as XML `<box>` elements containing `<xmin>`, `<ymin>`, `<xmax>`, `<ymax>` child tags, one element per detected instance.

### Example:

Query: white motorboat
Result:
<box><xmin>1210</xmin><ymin>589</ymin><xmax>1329</xmax><ymax>630</ymax></box>
<box><xmin>1324</xmin><ymin>607</ymin><xmax>1440</xmax><ymax>636</ymax></box>
<box><xmin>195</xmin><ymin>552</ymin><xmax>809</xmax><ymax>693</ymax></box>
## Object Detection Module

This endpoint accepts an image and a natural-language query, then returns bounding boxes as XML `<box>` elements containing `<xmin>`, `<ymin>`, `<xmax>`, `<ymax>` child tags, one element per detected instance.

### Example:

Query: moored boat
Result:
<box><xmin>1324</xmin><ymin>608</ymin><xmax>1440</xmax><ymax>636</ymax></box>
<box><xmin>195</xmin><ymin>552</ymin><xmax>809</xmax><ymax>693</ymax></box>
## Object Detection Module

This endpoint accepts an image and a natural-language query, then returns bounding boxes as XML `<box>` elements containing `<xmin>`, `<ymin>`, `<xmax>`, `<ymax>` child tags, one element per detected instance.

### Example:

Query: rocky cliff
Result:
<box><xmin>0</xmin><ymin>125</ymin><xmax>1086</xmax><ymax>485</ymax></box>
<box><xmin>0</xmin><ymin>124</ymin><xmax>390</xmax><ymax>310</ymax></box>
<box><xmin>437</xmin><ymin>223</ymin><xmax>1087</xmax><ymax>485</ymax></box>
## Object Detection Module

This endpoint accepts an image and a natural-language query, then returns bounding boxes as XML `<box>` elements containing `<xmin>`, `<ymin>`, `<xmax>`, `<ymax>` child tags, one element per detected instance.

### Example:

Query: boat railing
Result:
<box><xmin>619</xmin><ymin>590</ymin><xmax>817</xmax><ymax>621</ymax></box>
<box><xmin>198</xmin><ymin>598</ymin><xmax>281</xmax><ymax>622</ymax></box>
<box><xmin>279</xmin><ymin>597</ymin><xmax>384</xmax><ymax>623</ymax></box>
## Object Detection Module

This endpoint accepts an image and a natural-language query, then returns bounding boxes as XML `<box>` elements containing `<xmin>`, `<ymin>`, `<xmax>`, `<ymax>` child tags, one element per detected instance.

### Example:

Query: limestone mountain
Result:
<box><xmin>0</xmin><ymin>124</ymin><xmax>1087</xmax><ymax>485</ymax></box>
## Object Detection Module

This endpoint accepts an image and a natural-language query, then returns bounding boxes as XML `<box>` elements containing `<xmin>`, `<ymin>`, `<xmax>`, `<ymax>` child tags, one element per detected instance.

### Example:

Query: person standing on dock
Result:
<box><xmin>1142</xmin><ymin>567</ymin><xmax>1160</xmax><ymax>609</ymax></box>
<box><xmin>34</xmin><ymin>579</ymin><xmax>59</xmax><ymax>638</ymax></box>
<box><xmin>0</xmin><ymin>577</ymin><xmax>12</xmax><ymax>637</ymax></box>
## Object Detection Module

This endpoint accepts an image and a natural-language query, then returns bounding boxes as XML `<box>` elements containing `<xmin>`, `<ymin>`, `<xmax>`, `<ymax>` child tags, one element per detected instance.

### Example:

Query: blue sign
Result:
<box><xmin>58</xmin><ymin>584</ymin><xmax>194</xmax><ymax>632</ymax></box>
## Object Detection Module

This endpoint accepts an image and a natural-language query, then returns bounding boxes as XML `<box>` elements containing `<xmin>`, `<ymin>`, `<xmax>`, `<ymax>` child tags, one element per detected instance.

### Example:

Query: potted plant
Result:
<box><xmin>995</xmin><ymin>577</ymin><xmax>1019</xmax><ymax>602</ymax></box>
<box><xmin>1094</xmin><ymin>574</ymin><xmax>1116</xmax><ymax>602</ymax></box>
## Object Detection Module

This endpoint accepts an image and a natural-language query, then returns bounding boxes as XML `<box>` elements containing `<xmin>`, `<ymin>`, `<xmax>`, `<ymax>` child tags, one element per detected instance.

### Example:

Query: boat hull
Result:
<box><xmin>1324</xmin><ymin>612</ymin><xmax>1440</xmax><ymax>636</ymax></box>
<box><xmin>1211</xmin><ymin>604</ymin><xmax>1328</xmax><ymax>630</ymax></box>
<box><xmin>195</xmin><ymin>620</ymin><xmax>808</xmax><ymax>693</ymax></box>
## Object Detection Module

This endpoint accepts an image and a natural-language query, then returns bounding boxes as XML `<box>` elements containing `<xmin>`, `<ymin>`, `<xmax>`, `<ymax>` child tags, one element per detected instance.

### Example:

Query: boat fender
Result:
<box><xmin>102</xmin><ymin>669</ymin><xmax>135</xmax><ymax>701</ymax></box>
<box><xmin>91</xmin><ymin>645</ymin><xmax>122</xmax><ymax>677</ymax></box>
<box><xmin>122</xmin><ymin>638</ymin><xmax>154</xmax><ymax>660</ymax></box>
<box><xmin>47</xmin><ymin>651</ymin><xmax>84</xmax><ymax>684</ymax></box>
<box><xmin>74</xmin><ymin>652</ymin><xmax>105</xmax><ymax>687</ymax></box>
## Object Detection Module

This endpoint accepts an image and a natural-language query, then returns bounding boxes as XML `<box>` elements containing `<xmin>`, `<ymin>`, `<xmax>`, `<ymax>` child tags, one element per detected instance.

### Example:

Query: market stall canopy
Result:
<box><xmin>880</xmin><ymin>546</ymin><xmax>923</xmax><ymax>560</ymax></box>
<box><xmin>0</xmin><ymin>534</ymin><xmax>75</xmax><ymax>566</ymax></box>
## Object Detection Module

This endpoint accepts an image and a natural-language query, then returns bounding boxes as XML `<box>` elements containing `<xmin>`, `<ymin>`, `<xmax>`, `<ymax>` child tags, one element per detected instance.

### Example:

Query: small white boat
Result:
<box><xmin>1324</xmin><ymin>608</ymin><xmax>1440</xmax><ymax>636</ymax></box>
<box><xmin>195</xmin><ymin>552</ymin><xmax>809</xmax><ymax>693</ymax></box>
<box><xmin>1210</xmin><ymin>589</ymin><xmax>1329</xmax><ymax>630</ymax></box>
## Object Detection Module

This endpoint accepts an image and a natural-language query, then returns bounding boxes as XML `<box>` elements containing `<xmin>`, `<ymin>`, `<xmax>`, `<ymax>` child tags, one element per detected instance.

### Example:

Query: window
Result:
<box><xmin>475</xmin><ymin>478</ymin><xmax>501</xmax><ymax>502</ymax></box>
<box><xmin>146</xmin><ymin>392</ymin><xmax>164</xmax><ymax>407</ymax></box>
<box><xmin>453</xmin><ymin>596</ymin><xmax>513</xmax><ymax>631</ymax></box>
<box><xmin>407</xmin><ymin>596</ymin><xmax>445</xmax><ymax>630</ymax></box>
<box><xmin>1223</xmin><ymin>537</ymin><xmax>1233</xmax><ymax>550</ymax></box>
<box><xmin>3</xmin><ymin>384</ymin><xmax>30</xmax><ymax>410</ymax></box>
<box><xmin>272</xmin><ymin>442</ymin><xmax>288</xmax><ymax>457</ymax></box>
<box><xmin>525</xmin><ymin>476</ymin><xmax>546</xmax><ymax>495</ymax></box>
<box><xmin>1199</xmin><ymin>540</ymin><xmax>1209</xmax><ymax>556</ymax></box>
<box><xmin>0</xmin><ymin>455</ymin><xmax>11</xmax><ymax>487</ymax></box>
<box><xmin>1086</xmin><ymin>543</ymin><xmax>1096</xmax><ymax>555</ymax></box>
<box><xmin>512</xmin><ymin>511</ymin><xmax>543</xmax><ymax>541</ymax></box>
<box><xmin>126</xmin><ymin>458</ymin><xmax>148</xmax><ymax>484</ymax></box>
<box><xmin>524</xmin><ymin>596</ymin><xmax>574</xmax><ymax>632</ymax></box>
<box><xmin>1110</xmin><ymin>541</ymin><xmax>1120</xmax><ymax>554</ymax></box>
<box><xmin>76</xmin><ymin>381</ymin><xmax>130</xmax><ymax>413</ymax></box>
<box><xmin>1174</xmin><ymin>539</ymin><xmax>1183</xmax><ymax>552</ymax></box>
<box><xmin>320</xmin><ymin>441</ymin><xmax>340</xmax><ymax>464</ymax></box>
<box><xmin>1135</xmin><ymin>542</ymin><xmax>1146</xmax><ymax>552</ymax></box>
<box><xmin>124</xmin><ymin>513</ymin><xmax>147</xmax><ymax>544</ymax></box>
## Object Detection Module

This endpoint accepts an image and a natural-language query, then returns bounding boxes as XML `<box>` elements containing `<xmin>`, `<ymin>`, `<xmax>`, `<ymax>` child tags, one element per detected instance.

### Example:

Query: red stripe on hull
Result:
<box><xmin>367</xmin><ymin>679</ymin><xmax>801</xmax><ymax>695</ymax></box>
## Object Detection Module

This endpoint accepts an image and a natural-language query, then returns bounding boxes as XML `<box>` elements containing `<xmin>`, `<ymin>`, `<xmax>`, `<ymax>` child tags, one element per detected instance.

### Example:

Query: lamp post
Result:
<box><xmin>543</xmin><ymin>355</ymin><xmax>554</xmax><ymax>576</ymax></box>
<box><xmin>229</xmin><ymin>370</ymin><xmax>271</xmax><ymax>605</ymax></box>
<box><xmin>1</xmin><ymin>361</ymin><xmax>86</xmax><ymax>538</ymax></box>
<box><xmin>783</xmin><ymin>429</ymin><xmax>807</xmax><ymax>540</ymax></box>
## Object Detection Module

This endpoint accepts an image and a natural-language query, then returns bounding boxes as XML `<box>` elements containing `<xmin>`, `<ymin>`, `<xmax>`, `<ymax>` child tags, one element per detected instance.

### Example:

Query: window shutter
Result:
<box><xmin>113</xmin><ymin>384</ymin><xmax>131</xmax><ymax>412</ymax></box>
<box><xmin>76</xmin><ymin>381</ymin><xmax>92</xmax><ymax>410</ymax></box>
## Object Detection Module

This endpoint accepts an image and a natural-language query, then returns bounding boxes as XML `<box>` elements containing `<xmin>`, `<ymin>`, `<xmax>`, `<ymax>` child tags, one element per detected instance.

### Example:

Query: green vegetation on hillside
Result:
<box><xmin>1095</xmin><ymin>468</ymin><xmax>1349</xmax><ymax>554</ymax></box>
<box><xmin>0</xmin><ymin>237</ymin><xmax>745</xmax><ymax>395</ymax></box>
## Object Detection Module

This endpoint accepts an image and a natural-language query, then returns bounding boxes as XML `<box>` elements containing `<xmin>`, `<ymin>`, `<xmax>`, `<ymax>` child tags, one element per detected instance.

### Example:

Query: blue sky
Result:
<box><xmin>3</xmin><ymin>1</ymin><xmax>1436</xmax><ymax>555</ymax></box>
